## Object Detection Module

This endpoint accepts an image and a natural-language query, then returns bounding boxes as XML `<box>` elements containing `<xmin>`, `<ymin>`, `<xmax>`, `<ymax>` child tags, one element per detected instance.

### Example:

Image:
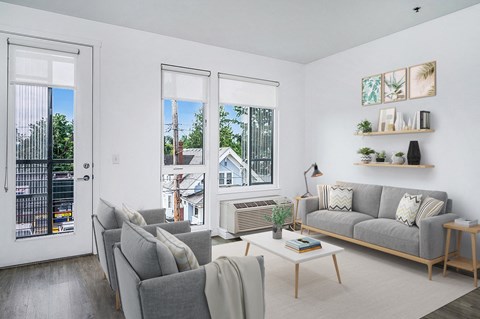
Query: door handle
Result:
<box><xmin>77</xmin><ymin>175</ymin><xmax>90</xmax><ymax>181</ymax></box>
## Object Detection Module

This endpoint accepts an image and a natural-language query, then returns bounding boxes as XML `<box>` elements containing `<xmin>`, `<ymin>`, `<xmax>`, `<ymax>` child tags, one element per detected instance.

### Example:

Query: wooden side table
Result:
<box><xmin>291</xmin><ymin>196</ymin><xmax>303</xmax><ymax>231</ymax></box>
<box><xmin>443</xmin><ymin>222</ymin><xmax>480</xmax><ymax>287</ymax></box>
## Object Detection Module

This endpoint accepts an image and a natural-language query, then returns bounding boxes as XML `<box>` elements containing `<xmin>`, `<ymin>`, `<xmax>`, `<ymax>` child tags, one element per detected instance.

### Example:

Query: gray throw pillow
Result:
<box><xmin>121</xmin><ymin>221</ymin><xmax>178</xmax><ymax>280</ymax></box>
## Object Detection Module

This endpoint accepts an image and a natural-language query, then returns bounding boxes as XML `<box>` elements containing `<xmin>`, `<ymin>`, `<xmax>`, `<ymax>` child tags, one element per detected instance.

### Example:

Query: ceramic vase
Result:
<box><xmin>272</xmin><ymin>225</ymin><xmax>282</xmax><ymax>239</ymax></box>
<box><xmin>407</xmin><ymin>141</ymin><xmax>421</xmax><ymax>165</ymax></box>
<box><xmin>392</xmin><ymin>155</ymin><xmax>405</xmax><ymax>165</ymax></box>
<box><xmin>360</xmin><ymin>155</ymin><xmax>372</xmax><ymax>164</ymax></box>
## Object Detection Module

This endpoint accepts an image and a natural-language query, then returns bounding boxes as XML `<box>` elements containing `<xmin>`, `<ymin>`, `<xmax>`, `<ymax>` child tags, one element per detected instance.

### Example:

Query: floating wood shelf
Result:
<box><xmin>355</xmin><ymin>129</ymin><xmax>434</xmax><ymax>136</ymax></box>
<box><xmin>354</xmin><ymin>163</ymin><xmax>435</xmax><ymax>168</ymax></box>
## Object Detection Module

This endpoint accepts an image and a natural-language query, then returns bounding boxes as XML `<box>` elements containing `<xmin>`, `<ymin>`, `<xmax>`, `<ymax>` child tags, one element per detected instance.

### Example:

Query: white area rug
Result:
<box><xmin>212</xmin><ymin>234</ymin><xmax>475</xmax><ymax>319</ymax></box>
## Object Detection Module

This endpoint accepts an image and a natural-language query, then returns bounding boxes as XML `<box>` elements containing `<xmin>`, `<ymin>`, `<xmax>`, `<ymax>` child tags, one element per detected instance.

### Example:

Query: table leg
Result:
<box><xmin>471</xmin><ymin>233</ymin><xmax>477</xmax><ymax>288</ymax></box>
<box><xmin>456</xmin><ymin>230</ymin><xmax>462</xmax><ymax>256</ymax></box>
<box><xmin>294</xmin><ymin>263</ymin><xmax>299</xmax><ymax>299</ymax></box>
<box><xmin>244</xmin><ymin>242</ymin><xmax>250</xmax><ymax>256</ymax></box>
<box><xmin>332</xmin><ymin>254</ymin><xmax>341</xmax><ymax>284</ymax></box>
<box><xmin>443</xmin><ymin>229</ymin><xmax>452</xmax><ymax>277</ymax></box>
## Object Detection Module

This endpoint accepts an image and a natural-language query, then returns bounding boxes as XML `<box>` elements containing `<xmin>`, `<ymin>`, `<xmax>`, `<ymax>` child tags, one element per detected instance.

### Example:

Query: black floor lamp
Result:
<box><xmin>302</xmin><ymin>163</ymin><xmax>323</xmax><ymax>198</ymax></box>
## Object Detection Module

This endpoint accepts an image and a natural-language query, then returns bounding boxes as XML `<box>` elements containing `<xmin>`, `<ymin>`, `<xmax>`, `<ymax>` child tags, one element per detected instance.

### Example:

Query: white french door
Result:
<box><xmin>0</xmin><ymin>33</ymin><xmax>93</xmax><ymax>267</ymax></box>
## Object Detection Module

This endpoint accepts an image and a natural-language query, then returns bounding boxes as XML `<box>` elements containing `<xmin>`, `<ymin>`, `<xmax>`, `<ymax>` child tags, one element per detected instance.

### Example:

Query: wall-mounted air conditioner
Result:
<box><xmin>220</xmin><ymin>196</ymin><xmax>293</xmax><ymax>235</ymax></box>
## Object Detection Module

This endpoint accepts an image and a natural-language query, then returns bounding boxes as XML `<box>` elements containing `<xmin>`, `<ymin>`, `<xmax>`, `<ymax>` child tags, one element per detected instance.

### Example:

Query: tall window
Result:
<box><xmin>161</xmin><ymin>65</ymin><xmax>210</xmax><ymax>225</ymax></box>
<box><xmin>218</xmin><ymin>74</ymin><xmax>278</xmax><ymax>188</ymax></box>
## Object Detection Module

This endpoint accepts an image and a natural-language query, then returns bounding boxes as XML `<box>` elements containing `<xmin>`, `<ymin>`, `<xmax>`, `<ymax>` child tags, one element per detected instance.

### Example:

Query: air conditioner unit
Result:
<box><xmin>220</xmin><ymin>196</ymin><xmax>293</xmax><ymax>235</ymax></box>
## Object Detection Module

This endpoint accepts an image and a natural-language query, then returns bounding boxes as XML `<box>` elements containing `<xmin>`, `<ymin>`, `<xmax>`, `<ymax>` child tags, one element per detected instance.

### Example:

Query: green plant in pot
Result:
<box><xmin>265</xmin><ymin>205</ymin><xmax>291</xmax><ymax>239</ymax></box>
<box><xmin>357</xmin><ymin>147</ymin><xmax>375</xmax><ymax>164</ymax></box>
<box><xmin>392</xmin><ymin>151</ymin><xmax>405</xmax><ymax>165</ymax></box>
<box><xmin>356</xmin><ymin>119</ymin><xmax>373</xmax><ymax>134</ymax></box>
<box><xmin>375</xmin><ymin>150</ymin><xmax>386</xmax><ymax>163</ymax></box>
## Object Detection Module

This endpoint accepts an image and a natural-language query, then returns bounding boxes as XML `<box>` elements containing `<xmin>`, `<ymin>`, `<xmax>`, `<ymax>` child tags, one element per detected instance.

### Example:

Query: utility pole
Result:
<box><xmin>172</xmin><ymin>100</ymin><xmax>182</xmax><ymax>222</ymax></box>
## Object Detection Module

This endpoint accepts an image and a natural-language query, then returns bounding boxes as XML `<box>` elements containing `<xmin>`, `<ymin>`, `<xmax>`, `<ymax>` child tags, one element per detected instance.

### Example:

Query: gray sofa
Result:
<box><xmin>92</xmin><ymin>199</ymin><xmax>191</xmax><ymax>309</ymax></box>
<box><xmin>114</xmin><ymin>222</ymin><xmax>265</xmax><ymax>319</ymax></box>
<box><xmin>299</xmin><ymin>181</ymin><xmax>458</xmax><ymax>279</ymax></box>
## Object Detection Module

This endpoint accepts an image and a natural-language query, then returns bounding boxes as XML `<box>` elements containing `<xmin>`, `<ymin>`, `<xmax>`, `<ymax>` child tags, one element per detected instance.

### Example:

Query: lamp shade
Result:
<box><xmin>311</xmin><ymin>164</ymin><xmax>323</xmax><ymax>177</ymax></box>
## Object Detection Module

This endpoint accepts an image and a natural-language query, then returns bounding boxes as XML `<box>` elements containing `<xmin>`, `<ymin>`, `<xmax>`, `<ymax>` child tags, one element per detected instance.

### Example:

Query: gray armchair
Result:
<box><xmin>113</xmin><ymin>225</ymin><xmax>265</xmax><ymax>319</ymax></box>
<box><xmin>92</xmin><ymin>199</ymin><xmax>191</xmax><ymax>309</ymax></box>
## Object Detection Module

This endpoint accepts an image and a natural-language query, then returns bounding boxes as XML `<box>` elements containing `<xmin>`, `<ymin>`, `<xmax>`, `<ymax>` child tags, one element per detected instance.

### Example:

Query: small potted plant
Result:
<box><xmin>356</xmin><ymin>119</ymin><xmax>373</xmax><ymax>134</ymax></box>
<box><xmin>357</xmin><ymin>147</ymin><xmax>375</xmax><ymax>164</ymax></box>
<box><xmin>265</xmin><ymin>205</ymin><xmax>291</xmax><ymax>239</ymax></box>
<box><xmin>375</xmin><ymin>150</ymin><xmax>386</xmax><ymax>162</ymax></box>
<box><xmin>392</xmin><ymin>151</ymin><xmax>405</xmax><ymax>165</ymax></box>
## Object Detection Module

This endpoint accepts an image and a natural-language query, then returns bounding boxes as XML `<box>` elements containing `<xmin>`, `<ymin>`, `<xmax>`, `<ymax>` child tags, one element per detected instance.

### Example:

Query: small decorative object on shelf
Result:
<box><xmin>454</xmin><ymin>218</ymin><xmax>478</xmax><ymax>227</ymax></box>
<box><xmin>392</xmin><ymin>152</ymin><xmax>405</xmax><ymax>164</ymax></box>
<box><xmin>356</xmin><ymin>119</ymin><xmax>373</xmax><ymax>134</ymax></box>
<box><xmin>407</xmin><ymin>141</ymin><xmax>421</xmax><ymax>165</ymax></box>
<box><xmin>265</xmin><ymin>205</ymin><xmax>292</xmax><ymax>239</ymax></box>
<box><xmin>375</xmin><ymin>150</ymin><xmax>387</xmax><ymax>162</ymax></box>
<box><xmin>419</xmin><ymin>111</ymin><xmax>431</xmax><ymax>129</ymax></box>
<box><xmin>357</xmin><ymin>147</ymin><xmax>375</xmax><ymax>164</ymax></box>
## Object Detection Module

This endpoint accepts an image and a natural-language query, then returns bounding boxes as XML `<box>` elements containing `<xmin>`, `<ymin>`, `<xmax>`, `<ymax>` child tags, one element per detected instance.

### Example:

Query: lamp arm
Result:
<box><xmin>303</xmin><ymin>164</ymin><xmax>315</xmax><ymax>197</ymax></box>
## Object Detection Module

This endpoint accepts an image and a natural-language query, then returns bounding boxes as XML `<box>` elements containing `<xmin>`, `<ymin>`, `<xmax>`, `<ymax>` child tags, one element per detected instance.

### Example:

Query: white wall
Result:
<box><xmin>305</xmin><ymin>4</ymin><xmax>480</xmax><ymax>257</ymax></box>
<box><xmin>0</xmin><ymin>3</ymin><xmax>306</xmax><ymax>266</ymax></box>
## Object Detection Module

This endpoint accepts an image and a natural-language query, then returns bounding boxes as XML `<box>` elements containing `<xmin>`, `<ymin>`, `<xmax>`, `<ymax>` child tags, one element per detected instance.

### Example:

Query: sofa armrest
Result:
<box><xmin>175</xmin><ymin>231</ymin><xmax>212</xmax><ymax>266</ymax></box>
<box><xmin>139</xmin><ymin>208</ymin><xmax>166</xmax><ymax>225</ymax></box>
<box><xmin>419</xmin><ymin>213</ymin><xmax>458</xmax><ymax>259</ymax></box>
<box><xmin>297</xmin><ymin>196</ymin><xmax>319</xmax><ymax>223</ymax></box>
<box><xmin>114</xmin><ymin>244</ymin><xmax>142</xmax><ymax>319</ymax></box>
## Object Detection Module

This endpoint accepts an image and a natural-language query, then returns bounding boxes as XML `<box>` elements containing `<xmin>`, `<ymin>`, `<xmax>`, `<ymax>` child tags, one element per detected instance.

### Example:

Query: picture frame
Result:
<box><xmin>361</xmin><ymin>74</ymin><xmax>382</xmax><ymax>106</ymax></box>
<box><xmin>378</xmin><ymin>107</ymin><xmax>396</xmax><ymax>132</ymax></box>
<box><xmin>409</xmin><ymin>61</ymin><xmax>436</xmax><ymax>99</ymax></box>
<box><xmin>383</xmin><ymin>68</ymin><xmax>407</xmax><ymax>103</ymax></box>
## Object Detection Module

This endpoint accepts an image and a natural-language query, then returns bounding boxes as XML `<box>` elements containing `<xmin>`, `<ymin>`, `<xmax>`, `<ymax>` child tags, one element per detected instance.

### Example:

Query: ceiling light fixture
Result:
<box><xmin>413</xmin><ymin>6</ymin><xmax>421</xmax><ymax>13</ymax></box>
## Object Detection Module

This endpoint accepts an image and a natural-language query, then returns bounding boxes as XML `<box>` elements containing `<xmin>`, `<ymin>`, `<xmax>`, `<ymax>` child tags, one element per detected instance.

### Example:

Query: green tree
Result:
<box><xmin>164</xmin><ymin>135</ymin><xmax>173</xmax><ymax>155</ymax></box>
<box><xmin>52</xmin><ymin>114</ymin><xmax>74</xmax><ymax>171</ymax></box>
<box><xmin>182</xmin><ymin>111</ymin><xmax>204</xmax><ymax>149</ymax></box>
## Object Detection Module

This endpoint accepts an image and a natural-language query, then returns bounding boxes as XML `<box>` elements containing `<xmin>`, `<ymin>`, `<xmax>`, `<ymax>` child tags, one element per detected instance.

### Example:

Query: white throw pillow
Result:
<box><xmin>415</xmin><ymin>196</ymin><xmax>444</xmax><ymax>226</ymax></box>
<box><xmin>122</xmin><ymin>203</ymin><xmax>147</xmax><ymax>226</ymax></box>
<box><xmin>156</xmin><ymin>227</ymin><xmax>199</xmax><ymax>272</ymax></box>
<box><xmin>317</xmin><ymin>184</ymin><xmax>333</xmax><ymax>209</ymax></box>
<box><xmin>395</xmin><ymin>193</ymin><xmax>422</xmax><ymax>227</ymax></box>
<box><xmin>328</xmin><ymin>186</ymin><xmax>353</xmax><ymax>212</ymax></box>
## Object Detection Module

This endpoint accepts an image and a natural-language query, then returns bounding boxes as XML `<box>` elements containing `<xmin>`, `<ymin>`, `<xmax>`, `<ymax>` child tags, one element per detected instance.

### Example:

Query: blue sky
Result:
<box><xmin>52</xmin><ymin>88</ymin><xmax>74</xmax><ymax>121</ymax></box>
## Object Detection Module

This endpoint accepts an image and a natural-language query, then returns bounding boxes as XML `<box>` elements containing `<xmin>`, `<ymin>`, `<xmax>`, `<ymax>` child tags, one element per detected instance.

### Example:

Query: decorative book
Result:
<box><xmin>285</xmin><ymin>237</ymin><xmax>322</xmax><ymax>253</ymax></box>
<box><xmin>454</xmin><ymin>218</ymin><xmax>478</xmax><ymax>227</ymax></box>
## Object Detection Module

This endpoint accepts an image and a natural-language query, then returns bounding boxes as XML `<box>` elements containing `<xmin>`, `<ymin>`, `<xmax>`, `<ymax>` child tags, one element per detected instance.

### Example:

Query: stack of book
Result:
<box><xmin>454</xmin><ymin>218</ymin><xmax>478</xmax><ymax>227</ymax></box>
<box><xmin>285</xmin><ymin>237</ymin><xmax>322</xmax><ymax>253</ymax></box>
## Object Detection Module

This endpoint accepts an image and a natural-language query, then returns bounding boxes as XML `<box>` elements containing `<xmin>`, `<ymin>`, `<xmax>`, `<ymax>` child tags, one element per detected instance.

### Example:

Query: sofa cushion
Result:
<box><xmin>156</xmin><ymin>227</ymin><xmax>200</xmax><ymax>272</ymax></box>
<box><xmin>354</xmin><ymin>219</ymin><xmax>419</xmax><ymax>256</ymax></box>
<box><xmin>336</xmin><ymin>181</ymin><xmax>383</xmax><ymax>218</ymax></box>
<box><xmin>378</xmin><ymin>186</ymin><xmax>447</xmax><ymax>219</ymax></box>
<box><xmin>96</xmin><ymin>198</ymin><xmax>118</xmax><ymax>230</ymax></box>
<box><xmin>328</xmin><ymin>186</ymin><xmax>353</xmax><ymax>211</ymax></box>
<box><xmin>120</xmin><ymin>221</ymin><xmax>178</xmax><ymax>280</ymax></box>
<box><xmin>306</xmin><ymin>210</ymin><xmax>373</xmax><ymax>238</ymax></box>
<box><xmin>415</xmin><ymin>197</ymin><xmax>445</xmax><ymax>227</ymax></box>
<box><xmin>317</xmin><ymin>184</ymin><xmax>333</xmax><ymax>209</ymax></box>
<box><xmin>395</xmin><ymin>193</ymin><xmax>422</xmax><ymax>227</ymax></box>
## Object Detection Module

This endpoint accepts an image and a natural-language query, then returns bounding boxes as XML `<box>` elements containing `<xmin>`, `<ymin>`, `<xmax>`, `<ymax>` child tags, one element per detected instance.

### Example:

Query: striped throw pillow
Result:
<box><xmin>156</xmin><ymin>227</ymin><xmax>199</xmax><ymax>272</ymax></box>
<box><xmin>328</xmin><ymin>186</ymin><xmax>353</xmax><ymax>211</ymax></box>
<box><xmin>317</xmin><ymin>184</ymin><xmax>333</xmax><ymax>209</ymax></box>
<box><xmin>415</xmin><ymin>196</ymin><xmax>445</xmax><ymax>226</ymax></box>
<box><xmin>122</xmin><ymin>203</ymin><xmax>147</xmax><ymax>226</ymax></box>
<box><xmin>396</xmin><ymin>193</ymin><xmax>422</xmax><ymax>227</ymax></box>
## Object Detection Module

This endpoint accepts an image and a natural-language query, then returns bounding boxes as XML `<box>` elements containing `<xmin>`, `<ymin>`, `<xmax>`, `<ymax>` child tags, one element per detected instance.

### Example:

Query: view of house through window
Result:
<box><xmin>219</xmin><ymin>105</ymin><xmax>274</xmax><ymax>187</ymax></box>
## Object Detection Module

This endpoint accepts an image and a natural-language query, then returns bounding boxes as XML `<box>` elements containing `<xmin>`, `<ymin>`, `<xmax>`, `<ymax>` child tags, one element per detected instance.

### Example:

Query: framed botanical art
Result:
<box><xmin>383</xmin><ymin>68</ymin><xmax>407</xmax><ymax>103</ymax></box>
<box><xmin>409</xmin><ymin>61</ymin><xmax>436</xmax><ymax>99</ymax></box>
<box><xmin>378</xmin><ymin>107</ymin><xmax>396</xmax><ymax>132</ymax></box>
<box><xmin>362</xmin><ymin>74</ymin><xmax>382</xmax><ymax>106</ymax></box>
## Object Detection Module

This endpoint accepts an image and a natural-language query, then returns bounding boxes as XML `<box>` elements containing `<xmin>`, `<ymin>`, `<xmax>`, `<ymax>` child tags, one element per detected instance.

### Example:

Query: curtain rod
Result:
<box><xmin>161</xmin><ymin>63</ymin><xmax>211</xmax><ymax>77</ymax></box>
<box><xmin>7</xmin><ymin>38</ymin><xmax>80</xmax><ymax>55</ymax></box>
<box><xmin>218</xmin><ymin>72</ymin><xmax>280</xmax><ymax>87</ymax></box>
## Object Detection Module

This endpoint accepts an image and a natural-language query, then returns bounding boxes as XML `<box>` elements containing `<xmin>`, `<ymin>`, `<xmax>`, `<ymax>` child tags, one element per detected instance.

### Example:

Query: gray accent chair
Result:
<box><xmin>114</xmin><ymin>222</ymin><xmax>265</xmax><ymax>319</ymax></box>
<box><xmin>92</xmin><ymin>199</ymin><xmax>191</xmax><ymax>308</ymax></box>
<box><xmin>299</xmin><ymin>181</ymin><xmax>458</xmax><ymax>279</ymax></box>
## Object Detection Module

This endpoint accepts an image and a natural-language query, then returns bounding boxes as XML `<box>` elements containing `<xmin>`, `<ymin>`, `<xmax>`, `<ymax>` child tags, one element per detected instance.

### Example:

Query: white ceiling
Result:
<box><xmin>2</xmin><ymin>0</ymin><xmax>480</xmax><ymax>63</ymax></box>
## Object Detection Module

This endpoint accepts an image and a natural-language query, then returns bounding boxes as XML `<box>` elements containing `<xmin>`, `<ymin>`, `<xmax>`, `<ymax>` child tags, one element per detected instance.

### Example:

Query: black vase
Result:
<box><xmin>407</xmin><ymin>141</ymin><xmax>421</xmax><ymax>165</ymax></box>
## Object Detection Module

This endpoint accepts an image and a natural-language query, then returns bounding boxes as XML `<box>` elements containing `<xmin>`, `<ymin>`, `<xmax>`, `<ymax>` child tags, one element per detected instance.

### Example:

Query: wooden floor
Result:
<box><xmin>0</xmin><ymin>236</ymin><xmax>479</xmax><ymax>319</ymax></box>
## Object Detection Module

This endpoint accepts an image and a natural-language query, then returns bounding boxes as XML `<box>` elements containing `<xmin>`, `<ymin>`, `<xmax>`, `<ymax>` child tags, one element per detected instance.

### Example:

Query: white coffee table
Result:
<box><xmin>241</xmin><ymin>229</ymin><xmax>344</xmax><ymax>298</ymax></box>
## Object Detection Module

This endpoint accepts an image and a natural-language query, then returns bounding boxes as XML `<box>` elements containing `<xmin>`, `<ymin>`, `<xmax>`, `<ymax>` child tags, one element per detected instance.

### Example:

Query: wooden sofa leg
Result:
<box><xmin>115</xmin><ymin>290</ymin><xmax>121</xmax><ymax>311</ymax></box>
<box><xmin>427</xmin><ymin>264</ymin><xmax>433</xmax><ymax>280</ymax></box>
